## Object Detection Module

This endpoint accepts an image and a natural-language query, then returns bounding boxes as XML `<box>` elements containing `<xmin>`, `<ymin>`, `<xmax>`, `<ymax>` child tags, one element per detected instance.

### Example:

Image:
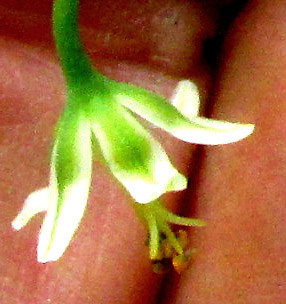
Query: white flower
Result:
<box><xmin>12</xmin><ymin>80</ymin><xmax>254</xmax><ymax>263</ymax></box>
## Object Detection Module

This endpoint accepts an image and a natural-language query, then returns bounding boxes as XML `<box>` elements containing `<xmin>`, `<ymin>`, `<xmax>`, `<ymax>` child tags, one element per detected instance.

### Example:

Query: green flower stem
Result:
<box><xmin>53</xmin><ymin>0</ymin><xmax>101</xmax><ymax>86</ymax></box>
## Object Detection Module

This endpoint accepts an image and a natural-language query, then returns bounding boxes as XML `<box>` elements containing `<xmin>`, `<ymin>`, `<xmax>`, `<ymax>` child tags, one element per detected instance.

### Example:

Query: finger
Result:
<box><xmin>162</xmin><ymin>1</ymin><xmax>286</xmax><ymax>303</ymax></box>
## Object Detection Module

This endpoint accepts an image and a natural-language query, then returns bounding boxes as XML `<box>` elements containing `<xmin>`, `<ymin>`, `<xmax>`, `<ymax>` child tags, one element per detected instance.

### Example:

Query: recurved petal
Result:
<box><xmin>12</xmin><ymin>187</ymin><xmax>50</xmax><ymax>231</ymax></box>
<box><xmin>170</xmin><ymin>80</ymin><xmax>200</xmax><ymax>118</ymax></box>
<box><xmin>91</xmin><ymin>105</ymin><xmax>187</xmax><ymax>204</ymax></box>
<box><xmin>114</xmin><ymin>81</ymin><xmax>254</xmax><ymax>145</ymax></box>
<box><xmin>114</xmin><ymin>81</ymin><xmax>190</xmax><ymax>132</ymax></box>
<box><xmin>37</xmin><ymin>111</ymin><xmax>92</xmax><ymax>263</ymax></box>
<box><xmin>166</xmin><ymin>117</ymin><xmax>255</xmax><ymax>145</ymax></box>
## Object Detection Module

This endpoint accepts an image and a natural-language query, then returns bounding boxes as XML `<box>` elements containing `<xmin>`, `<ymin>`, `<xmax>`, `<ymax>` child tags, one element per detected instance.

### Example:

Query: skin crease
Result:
<box><xmin>162</xmin><ymin>0</ymin><xmax>286</xmax><ymax>303</ymax></box>
<box><xmin>1</xmin><ymin>0</ymin><xmax>285</xmax><ymax>304</ymax></box>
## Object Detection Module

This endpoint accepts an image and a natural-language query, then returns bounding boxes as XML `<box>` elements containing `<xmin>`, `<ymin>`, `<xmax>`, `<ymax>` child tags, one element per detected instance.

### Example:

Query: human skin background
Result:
<box><xmin>0</xmin><ymin>0</ymin><xmax>285</xmax><ymax>304</ymax></box>
<box><xmin>163</xmin><ymin>0</ymin><xmax>286</xmax><ymax>303</ymax></box>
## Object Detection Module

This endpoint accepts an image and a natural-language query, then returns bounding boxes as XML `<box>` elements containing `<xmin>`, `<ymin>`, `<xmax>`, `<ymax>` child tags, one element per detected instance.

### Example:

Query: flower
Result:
<box><xmin>12</xmin><ymin>0</ymin><xmax>254</xmax><ymax>268</ymax></box>
<box><xmin>12</xmin><ymin>78</ymin><xmax>254</xmax><ymax>264</ymax></box>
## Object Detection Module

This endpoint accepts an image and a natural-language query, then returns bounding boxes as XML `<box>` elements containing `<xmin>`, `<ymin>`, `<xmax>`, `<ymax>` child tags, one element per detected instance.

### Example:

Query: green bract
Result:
<box><xmin>12</xmin><ymin>0</ymin><xmax>254</xmax><ymax>266</ymax></box>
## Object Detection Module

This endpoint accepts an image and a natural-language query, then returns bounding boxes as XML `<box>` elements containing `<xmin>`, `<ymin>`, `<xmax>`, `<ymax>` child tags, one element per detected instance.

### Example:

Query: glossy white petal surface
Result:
<box><xmin>171</xmin><ymin>80</ymin><xmax>200</xmax><ymax>118</ymax></box>
<box><xmin>37</xmin><ymin>113</ymin><xmax>92</xmax><ymax>263</ymax></box>
<box><xmin>115</xmin><ymin>82</ymin><xmax>254</xmax><ymax>145</ymax></box>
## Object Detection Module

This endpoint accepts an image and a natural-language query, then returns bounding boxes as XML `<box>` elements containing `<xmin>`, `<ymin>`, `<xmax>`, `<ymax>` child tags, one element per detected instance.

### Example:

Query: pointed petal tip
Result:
<box><xmin>172</xmin><ymin>119</ymin><xmax>255</xmax><ymax>145</ymax></box>
<box><xmin>246</xmin><ymin>123</ymin><xmax>255</xmax><ymax>134</ymax></box>
<box><xmin>195</xmin><ymin>219</ymin><xmax>207</xmax><ymax>227</ymax></box>
<box><xmin>166</xmin><ymin>172</ymin><xmax>188</xmax><ymax>193</ymax></box>
<box><xmin>222</xmin><ymin>122</ymin><xmax>255</xmax><ymax>144</ymax></box>
<box><xmin>11</xmin><ymin>216</ymin><xmax>24</xmax><ymax>231</ymax></box>
<box><xmin>37</xmin><ymin>252</ymin><xmax>56</xmax><ymax>264</ymax></box>
<box><xmin>37</xmin><ymin>241</ymin><xmax>62</xmax><ymax>264</ymax></box>
<box><xmin>37</xmin><ymin>256</ymin><xmax>49</xmax><ymax>264</ymax></box>
<box><xmin>171</xmin><ymin>80</ymin><xmax>200</xmax><ymax>119</ymax></box>
<box><xmin>11</xmin><ymin>187</ymin><xmax>50</xmax><ymax>231</ymax></box>
<box><xmin>134</xmin><ymin>172</ymin><xmax>187</xmax><ymax>205</ymax></box>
